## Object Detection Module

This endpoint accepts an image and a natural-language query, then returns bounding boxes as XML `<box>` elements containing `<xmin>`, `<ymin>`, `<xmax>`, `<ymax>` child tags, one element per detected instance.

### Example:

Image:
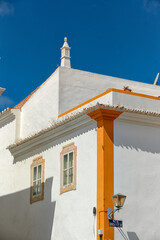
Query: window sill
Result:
<box><xmin>30</xmin><ymin>183</ymin><xmax>44</xmax><ymax>204</ymax></box>
<box><xmin>60</xmin><ymin>184</ymin><xmax>76</xmax><ymax>194</ymax></box>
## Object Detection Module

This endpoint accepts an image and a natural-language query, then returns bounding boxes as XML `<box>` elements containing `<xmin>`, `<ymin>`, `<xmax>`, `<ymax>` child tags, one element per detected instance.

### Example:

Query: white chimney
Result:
<box><xmin>60</xmin><ymin>37</ymin><xmax>71</xmax><ymax>68</ymax></box>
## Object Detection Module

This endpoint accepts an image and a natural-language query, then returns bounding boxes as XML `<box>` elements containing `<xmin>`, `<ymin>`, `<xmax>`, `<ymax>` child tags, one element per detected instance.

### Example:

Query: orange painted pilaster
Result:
<box><xmin>88</xmin><ymin>109</ymin><xmax>122</xmax><ymax>240</ymax></box>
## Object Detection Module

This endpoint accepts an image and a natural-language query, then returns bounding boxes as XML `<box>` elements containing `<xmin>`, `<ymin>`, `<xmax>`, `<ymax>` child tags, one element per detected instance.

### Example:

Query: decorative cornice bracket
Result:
<box><xmin>88</xmin><ymin>108</ymin><xmax>123</xmax><ymax>121</ymax></box>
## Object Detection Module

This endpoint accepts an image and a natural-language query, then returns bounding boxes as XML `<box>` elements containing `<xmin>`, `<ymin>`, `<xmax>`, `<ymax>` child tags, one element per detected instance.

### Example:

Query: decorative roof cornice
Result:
<box><xmin>0</xmin><ymin>108</ymin><xmax>20</xmax><ymax>126</ymax></box>
<box><xmin>8</xmin><ymin>103</ymin><xmax>160</xmax><ymax>155</ymax></box>
<box><xmin>0</xmin><ymin>107</ymin><xmax>11</xmax><ymax>116</ymax></box>
<box><xmin>8</xmin><ymin>114</ymin><xmax>93</xmax><ymax>160</ymax></box>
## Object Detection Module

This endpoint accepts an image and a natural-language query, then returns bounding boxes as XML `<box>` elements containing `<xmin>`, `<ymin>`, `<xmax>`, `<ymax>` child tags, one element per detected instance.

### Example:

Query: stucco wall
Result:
<box><xmin>0</xmin><ymin>118</ymin><xmax>16</xmax><ymax>196</ymax></box>
<box><xmin>49</xmin><ymin>122</ymin><xmax>97</xmax><ymax>240</ymax></box>
<box><xmin>59</xmin><ymin>67</ymin><xmax>160</xmax><ymax>114</ymax></box>
<box><xmin>114</xmin><ymin>118</ymin><xmax>160</xmax><ymax>240</ymax></box>
<box><xmin>21</xmin><ymin>68</ymin><xmax>59</xmax><ymax>138</ymax></box>
<box><xmin>18</xmin><ymin>66</ymin><xmax>160</xmax><ymax>138</ymax></box>
<box><xmin>112</xmin><ymin>91</ymin><xmax>160</xmax><ymax>113</ymax></box>
<box><xmin>0</xmin><ymin>120</ymin><xmax>97</xmax><ymax>240</ymax></box>
<box><xmin>3</xmin><ymin>65</ymin><xmax>160</xmax><ymax>240</ymax></box>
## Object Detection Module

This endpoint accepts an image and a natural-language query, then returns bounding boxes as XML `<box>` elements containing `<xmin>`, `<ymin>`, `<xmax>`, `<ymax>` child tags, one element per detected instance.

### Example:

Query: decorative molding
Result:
<box><xmin>88</xmin><ymin>108</ymin><xmax>122</xmax><ymax>121</ymax></box>
<box><xmin>0</xmin><ymin>108</ymin><xmax>14</xmax><ymax>126</ymax></box>
<box><xmin>0</xmin><ymin>109</ymin><xmax>21</xmax><ymax>141</ymax></box>
<box><xmin>8</xmin><ymin>115</ymin><xmax>94</xmax><ymax>159</ymax></box>
<box><xmin>58</xmin><ymin>87</ymin><xmax>160</xmax><ymax>118</ymax></box>
<box><xmin>60</xmin><ymin>37</ymin><xmax>71</xmax><ymax>68</ymax></box>
<box><xmin>8</xmin><ymin>103</ymin><xmax>160</xmax><ymax>159</ymax></box>
<box><xmin>118</xmin><ymin>112</ymin><xmax>160</xmax><ymax>127</ymax></box>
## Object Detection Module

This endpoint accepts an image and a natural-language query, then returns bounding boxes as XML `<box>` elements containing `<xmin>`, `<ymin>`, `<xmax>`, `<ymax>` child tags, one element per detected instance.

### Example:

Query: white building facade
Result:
<box><xmin>1</xmin><ymin>38</ymin><xmax>160</xmax><ymax>240</ymax></box>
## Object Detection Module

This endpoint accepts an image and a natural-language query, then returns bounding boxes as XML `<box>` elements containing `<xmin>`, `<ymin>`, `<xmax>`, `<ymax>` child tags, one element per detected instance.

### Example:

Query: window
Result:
<box><xmin>63</xmin><ymin>152</ymin><xmax>74</xmax><ymax>186</ymax></box>
<box><xmin>60</xmin><ymin>142</ymin><xmax>77</xmax><ymax>194</ymax></box>
<box><xmin>30</xmin><ymin>156</ymin><xmax>45</xmax><ymax>204</ymax></box>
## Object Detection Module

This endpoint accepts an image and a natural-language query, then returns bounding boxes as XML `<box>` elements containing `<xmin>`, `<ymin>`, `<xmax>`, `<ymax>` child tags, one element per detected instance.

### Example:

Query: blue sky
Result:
<box><xmin>0</xmin><ymin>0</ymin><xmax>160</xmax><ymax>110</ymax></box>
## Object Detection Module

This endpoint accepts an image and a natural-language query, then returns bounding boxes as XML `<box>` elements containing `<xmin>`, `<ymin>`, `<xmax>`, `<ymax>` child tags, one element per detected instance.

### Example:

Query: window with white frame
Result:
<box><xmin>30</xmin><ymin>156</ymin><xmax>45</xmax><ymax>204</ymax></box>
<box><xmin>60</xmin><ymin>143</ymin><xmax>77</xmax><ymax>194</ymax></box>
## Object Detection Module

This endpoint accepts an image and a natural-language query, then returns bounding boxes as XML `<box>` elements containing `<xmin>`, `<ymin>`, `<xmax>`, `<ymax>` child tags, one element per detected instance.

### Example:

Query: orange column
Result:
<box><xmin>88</xmin><ymin>109</ymin><xmax>122</xmax><ymax>240</ymax></box>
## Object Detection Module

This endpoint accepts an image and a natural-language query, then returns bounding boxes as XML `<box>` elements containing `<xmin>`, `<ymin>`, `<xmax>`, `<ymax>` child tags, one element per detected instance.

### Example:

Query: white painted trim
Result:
<box><xmin>0</xmin><ymin>108</ymin><xmax>21</xmax><ymax>140</ymax></box>
<box><xmin>61</xmin><ymin>56</ymin><xmax>71</xmax><ymax>60</ymax></box>
<box><xmin>119</xmin><ymin>112</ymin><xmax>160</xmax><ymax>127</ymax></box>
<box><xmin>0</xmin><ymin>109</ymin><xmax>14</xmax><ymax>126</ymax></box>
<box><xmin>8</xmin><ymin>103</ymin><xmax>160</xmax><ymax>153</ymax></box>
<box><xmin>13</xmin><ymin>109</ymin><xmax>21</xmax><ymax>140</ymax></box>
<box><xmin>9</xmin><ymin>115</ymin><xmax>94</xmax><ymax>159</ymax></box>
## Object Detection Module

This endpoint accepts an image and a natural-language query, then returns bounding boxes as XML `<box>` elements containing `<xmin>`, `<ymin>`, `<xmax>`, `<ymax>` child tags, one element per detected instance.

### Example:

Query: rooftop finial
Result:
<box><xmin>60</xmin><ymin>37</ymin><xmax>71</xmax><ymax>68</ymax></box>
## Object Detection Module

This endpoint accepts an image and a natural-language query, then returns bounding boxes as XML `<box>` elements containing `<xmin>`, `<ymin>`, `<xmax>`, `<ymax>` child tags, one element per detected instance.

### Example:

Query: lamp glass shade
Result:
<box><xmin>112</xmin><ymin>193</ymin><xmax>126</xmax><ymax>209</ymax></box>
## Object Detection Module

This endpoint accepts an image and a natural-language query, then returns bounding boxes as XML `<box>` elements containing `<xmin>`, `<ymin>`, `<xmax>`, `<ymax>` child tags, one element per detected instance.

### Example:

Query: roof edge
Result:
<box><xmin>14</xmin><ymin>67</ymin><xmax>60</xmax><ymax>110</ymax></box>
<box><xmin>58</xmin><ymin>88</ymin><xmax>160</xmax><ymax>118</ymax></box>
<box><xmin>8</xmin><ymin>103</ymin><xmax>160</xmax><ymax>150</ymax></box>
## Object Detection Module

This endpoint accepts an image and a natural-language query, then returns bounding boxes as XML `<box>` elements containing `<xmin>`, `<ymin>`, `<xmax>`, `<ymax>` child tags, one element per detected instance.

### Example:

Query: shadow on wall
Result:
<box><xmin>0</xmin><ymin>115</ymin><xmax>15</xmax><ymax>128</ymax></box>
<box><xmin>127</xmin><ymin>232</ymin><xmax>140</xmax><ymax>240</ymax></box>
<box><xmin>12</xmin><ymin>122</ymin><xmax>96</xmax><ymax>164</ymax></box>
<box><xmin>0</xmin><ymin>177</ymin><xmax>55</xmax><ymax>240</ymax></box>
<box><xmin>115</xmin><ymin>121</ymin><xmax>160</xmax><ymax>154</ymax></box>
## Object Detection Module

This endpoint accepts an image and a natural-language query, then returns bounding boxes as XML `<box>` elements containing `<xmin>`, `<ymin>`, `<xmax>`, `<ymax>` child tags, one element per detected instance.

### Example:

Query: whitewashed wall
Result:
<box><xmin>114</xmin><ymin>118</ymin><xmax>160</xmax><ymax>240</ymax></box>
<box><xmin>112</xmin><ymin>91</ymin><xmax>160</xmax><ymax>113</ymax></box>
<box><xmin>19</xmin><ymin>66</ymin><xmax>160</xmax><ymax>138</ymax></box>
<box><xmin>49</xmin><ymin>121</ymin><xmax>97</xmax><ymax>240</ymax></box>
<box><xmin>59</xmin><ymin>67</ymin><xmax>160</xmax><ymax>114</ymax></box>
<box><xmin>2</xmin><ymin>65</ymin><xmax>160</xmax><ymax>240</ymax></box>
<box><xmin>21</xmin><ymin>68</ymin><xmax>59</xmax><ymax>138</ymax></box>
<box><xmin>0</xmin><ymin>120</ymin><xmax>97</xmax><ymax>240</ymax></box>
<box><xmin>0</xmin><ymin>118</ymin><xmax>16</xmax><ymax>196</ymax></box>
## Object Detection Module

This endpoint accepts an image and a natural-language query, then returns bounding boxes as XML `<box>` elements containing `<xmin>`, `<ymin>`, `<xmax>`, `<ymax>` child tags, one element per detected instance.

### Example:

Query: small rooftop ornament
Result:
<box><xmin>61</xmin><ymin>37</ymin><xmax>71</xmax><ymax>68</ymax></box>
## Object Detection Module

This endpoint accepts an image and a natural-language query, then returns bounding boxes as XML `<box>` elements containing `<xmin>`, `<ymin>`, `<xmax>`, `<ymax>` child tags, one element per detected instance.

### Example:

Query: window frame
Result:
<box><xmin>60</xmin><ymin>142</ymin><xmax>77</xmax><ymax>194</ymax></box>
<box><xmin>30</xmin><ymin>156</ymin><xmax>45</xmax><ymax>204</ymax></box>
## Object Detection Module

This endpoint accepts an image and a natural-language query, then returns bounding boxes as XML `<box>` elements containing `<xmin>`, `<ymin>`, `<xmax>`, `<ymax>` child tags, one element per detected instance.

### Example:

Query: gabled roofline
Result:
<box><xmin>14</xmin><ymin>67</ymin><xmax>59</xmax><ymax>110</ymax></box>
<box><xmin>14</xmin><ymin>86</ymin><xmax>40</xmax><ymax>110</ymax></box>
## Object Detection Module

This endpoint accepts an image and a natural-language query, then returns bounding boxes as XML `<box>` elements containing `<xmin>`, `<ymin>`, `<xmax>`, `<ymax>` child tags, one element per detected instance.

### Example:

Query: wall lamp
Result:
<box><xmin>107</xmin><ymin>193</ymin><xmax>126</xmax><ymax>220</ymax></box>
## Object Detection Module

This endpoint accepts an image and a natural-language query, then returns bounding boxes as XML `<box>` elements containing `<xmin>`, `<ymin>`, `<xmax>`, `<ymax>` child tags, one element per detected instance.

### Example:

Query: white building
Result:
<box><xmin>1</xmin><ymin>38</ymin><xmax>160</xmax><ymax>240</ymax></box>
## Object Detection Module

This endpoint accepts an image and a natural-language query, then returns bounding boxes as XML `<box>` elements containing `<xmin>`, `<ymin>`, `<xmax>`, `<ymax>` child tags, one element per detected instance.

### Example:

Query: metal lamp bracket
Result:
<box><xmin>107</xmin><ymin>208</ymin><xmax>113</xmax><ymax>219</ymax></box>
<box><xmin>107</xmin><ymin>208</ymin><xmax>119</xmax><ymax>220</ymax></box>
